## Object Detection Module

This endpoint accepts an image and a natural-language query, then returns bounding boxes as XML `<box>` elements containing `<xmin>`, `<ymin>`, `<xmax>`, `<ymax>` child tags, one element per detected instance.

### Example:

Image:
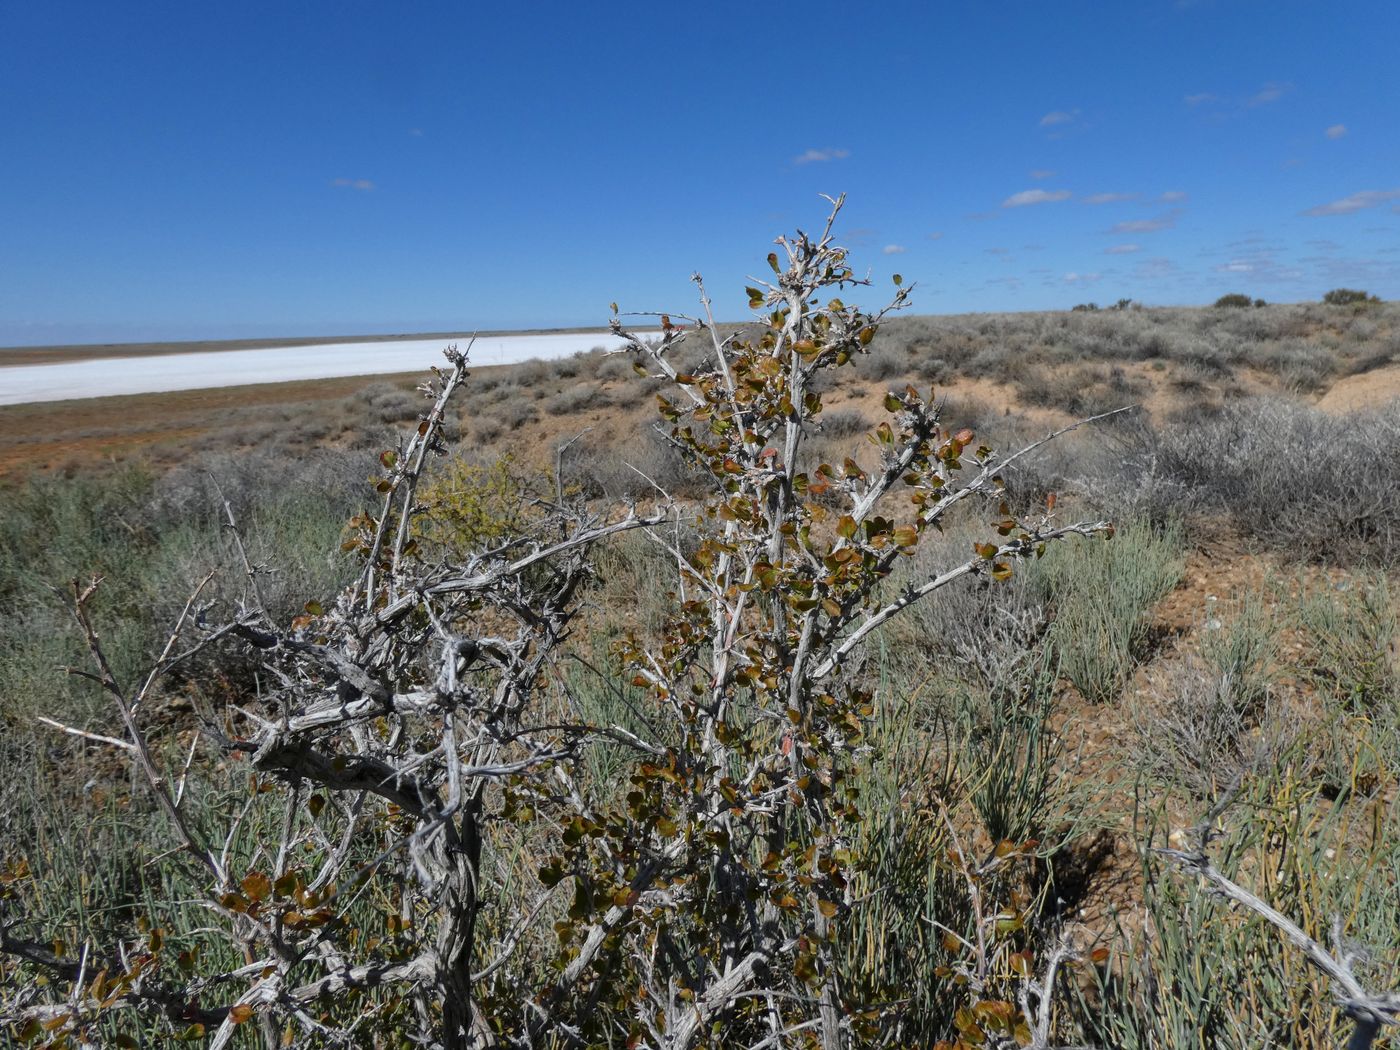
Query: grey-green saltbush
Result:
<box><xmin>1036</xmin><ymin>519</ymin><xmax>1185</xmax><ymax>703</ymax></box>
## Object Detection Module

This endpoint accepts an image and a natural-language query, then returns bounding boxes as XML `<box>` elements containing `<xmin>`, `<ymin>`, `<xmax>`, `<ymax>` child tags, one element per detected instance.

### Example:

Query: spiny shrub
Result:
<box><xmin>0</xmin><ymin>201</ymin><xmax>1124</xmax><ymax>1048</ymax></box>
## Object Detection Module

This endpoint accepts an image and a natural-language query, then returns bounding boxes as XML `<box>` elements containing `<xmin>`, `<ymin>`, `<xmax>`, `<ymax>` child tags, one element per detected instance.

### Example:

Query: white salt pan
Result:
<box><xmin>0</xmin><ymin>331</ymin><xmax>649</xmax><ymax>406</ymax></box>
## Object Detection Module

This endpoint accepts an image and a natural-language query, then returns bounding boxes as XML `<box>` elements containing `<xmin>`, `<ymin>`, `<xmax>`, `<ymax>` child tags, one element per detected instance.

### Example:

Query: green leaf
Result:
<box><xmin>767</xmin><ymin>252</ymin><xmax>780</xmax><ymax>272</ymax></box>
<box><xmin>892</xmin><ymin>273</ymin><xmax>903</xmax><ymax>287</ymax></box>
<box><xmin>837</xmin><ymin>516</ymin><xmax>858</xmax><ymax>540</ymax></box>
<box><xmin>538</xmin><ymin>861</ymin><xmax>565</xmax><ymax>888</ymax></box>
<box><xmin>995</xmin><ymin>913</ymin><xmax>1024</xmax><ymax>935</ymax></box>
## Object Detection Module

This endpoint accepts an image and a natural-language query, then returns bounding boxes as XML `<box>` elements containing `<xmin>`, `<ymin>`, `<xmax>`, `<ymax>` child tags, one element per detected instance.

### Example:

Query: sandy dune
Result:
<box><xmin>1316</xmin><ymin>362</ymin><xmax>1400</xmax><ymax>413</ymax></box>
<box><xmin>0</xmin><ymin>331</ymin><xmax>639</xmax><ymax>407</ymax></box>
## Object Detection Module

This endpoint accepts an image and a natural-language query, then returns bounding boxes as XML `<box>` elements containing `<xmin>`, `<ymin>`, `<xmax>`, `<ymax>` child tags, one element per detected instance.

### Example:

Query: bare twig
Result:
<box><xmin>1161</xmin><ymin>793</ymin><xmax>1400</xmax><ymax>1049</ymax></box>
<box><xmin>35</xmin><ymin>716</ymin><xmax>136</xmax><ymax>753</ymax></box>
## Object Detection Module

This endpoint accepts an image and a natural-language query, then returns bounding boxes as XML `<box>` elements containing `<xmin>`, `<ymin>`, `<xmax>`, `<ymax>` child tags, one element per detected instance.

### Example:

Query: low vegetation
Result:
<box><xmin>5</xmin><ymin>285</ymin><xmax>1398</xmax><ymax>482</ymax></box>
<box><xmin>1</xmin><ymin>209</ymin><xmax>1398</xmax><ymax>1048</ymax></box>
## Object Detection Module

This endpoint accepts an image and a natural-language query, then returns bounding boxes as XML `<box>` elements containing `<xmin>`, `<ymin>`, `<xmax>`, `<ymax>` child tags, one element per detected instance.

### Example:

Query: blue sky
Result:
<box><xmin>1</xmin><ymin>1</ymin><xmax>1397</xmax><ymax>346</ymax></box>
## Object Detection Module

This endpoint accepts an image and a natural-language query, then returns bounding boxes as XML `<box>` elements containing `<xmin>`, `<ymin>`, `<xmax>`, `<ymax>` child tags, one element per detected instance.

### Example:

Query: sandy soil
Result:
<box><xmin>1316</xmin><ymin>362</ymin><xmax>1400</xmax><ymax>412</ymax></box>
<box><xmin>0</xmin><ymin>370</ymin><xmax>426</xmax><ymax>475</ymax></box>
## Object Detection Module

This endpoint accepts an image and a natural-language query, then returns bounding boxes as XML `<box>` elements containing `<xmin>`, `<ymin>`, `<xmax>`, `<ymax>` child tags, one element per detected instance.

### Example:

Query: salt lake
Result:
<box><xmin>0</xmin><ymin>331</ymin><xmax>645</xmax><ymax>406</ymax></box>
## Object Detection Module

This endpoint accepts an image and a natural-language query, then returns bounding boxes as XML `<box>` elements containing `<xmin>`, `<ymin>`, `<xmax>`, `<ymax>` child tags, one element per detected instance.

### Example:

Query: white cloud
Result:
<box><xmin>1136</xmin><ymin>257</ymin><xmax>1179</xmax><ymax>280</ymax></box>
<box><xmin>331</xmin><ymin>178</ymin><xmax>376</xmax><ymax>191</ymax></box>
<box><xmin>1110</xmin><ymin>211</ymin><xmax>1179</xmax><ymax>233</ymax></box>
<box><xmin>1105</xmin><ymin>244</ymin><xmax>1141</xmax><ymax>255</ymax></box>
<box><xmin>1039</xmin><ymin>109</ymin><xmax>1079</xmax><ymax>127</ymax></box>
<box><xmin>984</xmin><ymin>247</ymin><xmax>1010</xmax><ymax>256</ymax></box>
<box><xmin>1303</xmin><ymin>253</ymin><xmax>1400</xmax><ymax>285</ymax></box>
<box><xmin>1246</xmin><ymin>81</ymin><xmax>1291</xmax><ymax>107</ymax></box>
<box><xmin>1303</xmin><ymin>188</ymin><xmax>1400</xmax><ymax>216</ymax></box>
<box><xmin>408</xmin><ymin>128</ymin><xmax>424</xmax><ymax>137</ymax></box>
<box><xmin>1084</xmin><ymin>192</ymin><xmax>1138</xmax><ymax>205</ymax></box>
<box><xmin>1029</xmin><ymin>169</ymin><xmax>1056</xmax><ymax>179</ymax></box>
<box><xmin>1325</xmin><ymin>124</ymin><xmax>1348</xmax><ymax>140</ymax></box>
<box><xmin>1212</xmin><ymin>250</ymin><xmax>1303</xmax><ymax>283</ymax></box>
<box><xmin>1188</xmin><ymin>84</ymin><xmax>1291</xmax><ymax>114</ymax></box>
<box><xmin>985</xmin><ymin>276</ymin><xmax>1023</xmax><ymax>290</ymax></box>
<box><xmin>1223</xmin><ymin>235</ymin><xmax>1276</xmax><ymax>250</ymax></box>
<box><xmin>1003</xmin><ymin>188</ymin><xmax>1072</xmax><ymax>208</ymax></box>
<box><xmin>926</xmin><ymin>231</ymin><xmax>945</xmax><ymax>240</ymax></box>
<box><xmin>793</xmin><ymin>147</ymin><xmax>849</xmax><ymax>165</ymax></box>
<box><xmin>1159</xmin><ymin>190</ymin><xmax>1189</xmax><ymax>203</ymax></box>
<box><xmin>1063</xmin><ymin>272</ymin><xmax>1102</xmax><ymax>284</ymax></box>
<box><xmin>882</xmin><ymin>244</ymin><xmax>907</xmax><ymax>255</ymax></box>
